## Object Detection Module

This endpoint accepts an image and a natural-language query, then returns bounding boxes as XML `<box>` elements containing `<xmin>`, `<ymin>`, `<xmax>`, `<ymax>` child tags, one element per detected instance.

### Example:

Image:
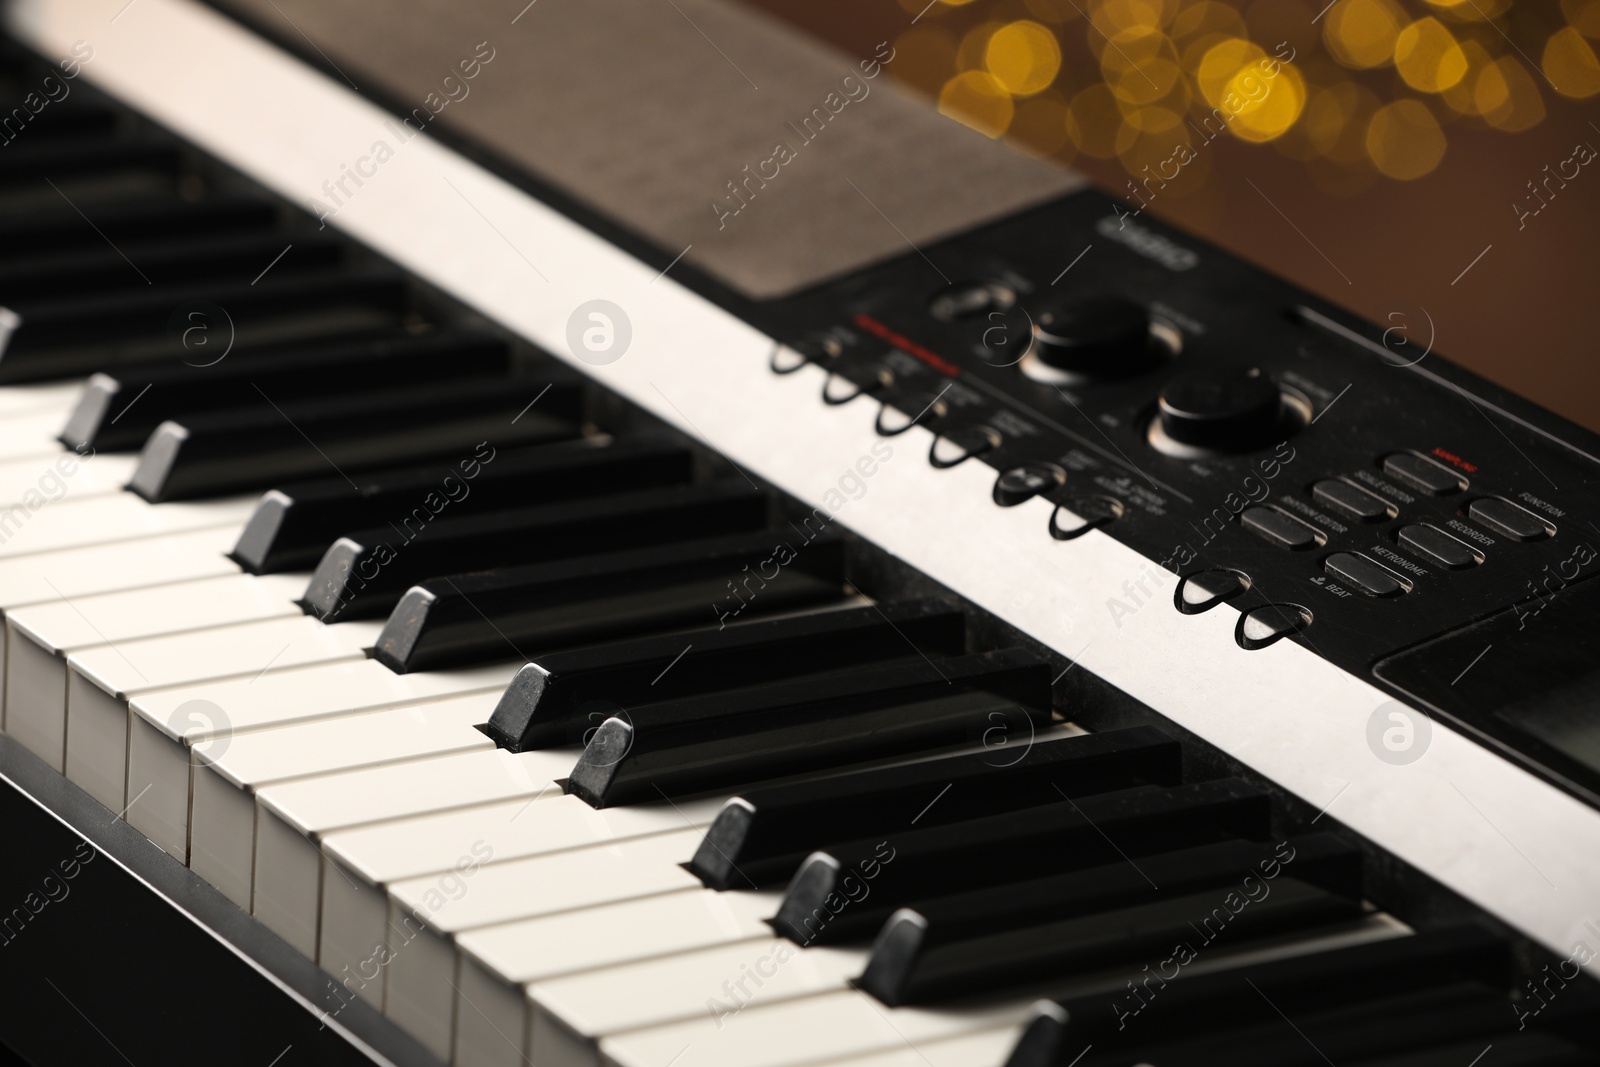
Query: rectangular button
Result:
<box><xmin>1397</xmin><ymin>524</ymin><xmax>1479</xmax><ymax>569</ymax></box>
<box><xmin>1468</xmin><ymin>497</ymin><xmax>1551</xmax><ymax>542</ymax></box>
<box><xmin>1241</xmin><ymin>506</ymin><xmax>1322</xmax><ymax>550</ymax></box>
<box><xmin>1325</xmin><ymin>552</ymin><xmax>1406</xmax><ymax>597</ymax></box>
<box><xmin>1382</xmin><ymin>453</ymin><xmax>1464</xmax><ymax>495</ymax></box>
<box><xmin>1312</xmin><ymin>479</ymin><xmax>1393</xmax><ymax>522</ymax></box>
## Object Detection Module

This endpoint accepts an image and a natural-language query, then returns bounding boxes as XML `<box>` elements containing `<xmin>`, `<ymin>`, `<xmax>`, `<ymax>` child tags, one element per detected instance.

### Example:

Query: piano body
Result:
<box><xmin>0</xmin><ymin>0</ymin><xmax>1596</xmax><ymax>1063</ymax></box>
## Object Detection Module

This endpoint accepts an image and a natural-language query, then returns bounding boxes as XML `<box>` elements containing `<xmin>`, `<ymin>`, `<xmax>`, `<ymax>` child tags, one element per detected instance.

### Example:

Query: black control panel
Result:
<box><xmin>747</xmin><ymin>190</ymin><xmax>1600</xmax><ymax>805</ymax></box>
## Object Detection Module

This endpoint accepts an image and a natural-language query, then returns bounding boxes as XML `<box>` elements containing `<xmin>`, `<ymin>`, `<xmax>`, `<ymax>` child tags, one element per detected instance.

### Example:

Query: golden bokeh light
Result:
<box><xmin>1543</xmin><ymin>27</ymin><xmax>1600</xmax><ymax>97</ymax></box>
<box><xmin>1477</xmin><ymin>57</ymin><xmax>1547</xmax><ymax>131</ymax></box>
<box><xmin>985</xmin><ymin>19</ymin><xmax>1063</xmax><ymax>94</ymax></box>
<box><xmin>1394</xmin><ymin>17</ymin><xmax>1468</xmax><ymax>92</ymax></box>
<box><xmin>1196</xmin><ymin>36</ymin><xmax>1266</xmax><ymax>107</ymax></box>
<box><xmin>1440</xmin><ymin>39</ymin><xmax>1495</xmax><ymax>114</ymax></box>
<box><xmin>1564</xmin><ymin>0</ymin><xmax>1600</xmax><ymax>37</ymax></box>
<box><xmin>1325</xmin><ymin>0</ymin><xmax>1404</xmax><ymax>69</ymax></box>
<box><xmin>883</xmin><ymin>0</ymin><xmax>1588</xmax><ymax>189</ymax></box>
<box><xmin>1226</xmin><ymin>59</ymin><xmax>1306</xmax><ymax>142</ymax></box>
<box><xmin>1102</xmin><ymin>29</ymin><xmax>1184</xmax><ymax>105</ymax></box>
<box><xmin>1366</xmin><ymin>98</ymin><xmax>1446</xmax><ymax>178</ymax></box>
<box><xmin>938</xmin><ymin>70</ymin><xmax>1016</xmax><ymax>137</ymax></box>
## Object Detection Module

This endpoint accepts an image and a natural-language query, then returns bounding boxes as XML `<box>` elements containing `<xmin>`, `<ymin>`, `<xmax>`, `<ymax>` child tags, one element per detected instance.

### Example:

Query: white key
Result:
<box><xmin>65</xmin><ymin>615</ymin><xmax>383</xmax><ymax>812</ymax></box>
<box><xmin>190</xmin><ymin>692</ymin><xmax>500</xmax><ymax>909</ymax></box>
<box><xmin>452</xmin><ymin>889</ymin><xmax>782</xmax><ymax>1067</ymax></box>
<box><xmin>125</xmin><ymin>659</ymin><xmax>517</xmax><ymax>868</ymax></box>
<box><xmin>0</xmin><ymin>380</ymin><xmax>85</xmax><ymax>418</ymax></box>
<box><xmin>0</xmin><ymin>410</ymin><xmax>80</xmax><ymax>458</ymax></box>
<box><xmin>371</xmin><ymin>829</ymin><xmax>704</xmax><ymax>1041</ymax></box>
<box><xmin>0</xmin><ymin>490</ymin><xmax>254</xmax><ymax>560</ymax></box>
<box><xmin>4</xmin><ymin>572</ymin><xmax>306</xmax><ymax>771</ymax></box>
<box><xmin>530</xmin><ymin>938</ymin><xmax>867</xmax><ymax>1067</ymax></box>
<box><xmin>253</xmin><ymin>747</ymin><xmax>572</xmax><ymax>958</ymax></box>
<box><xmin>807</xmin><ymin>1027</ymin><xmax>1023</xmax><ymax>1067</ymax></box>
<box><xmin>327</xmin><ymin>793</ymin><xmax>724</xmax><ymax>889</ymax></box>
<box><xmin>0</xmin><ymin>451</ymin><xmax>135</xmax><ymax>509</ymax></box>
<box><xmin>597</xmin><ymin>990</ymin><xmax>1030</xmax><ymax>1067</ymax></box>
<box><xmin>0</xmin><ymin>525</ymin><xmax>240</xmax><ymax>614</ymax></box>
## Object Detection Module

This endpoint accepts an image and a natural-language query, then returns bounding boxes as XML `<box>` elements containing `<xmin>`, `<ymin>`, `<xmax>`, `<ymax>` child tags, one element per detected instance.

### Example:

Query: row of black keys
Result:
<box><xmin>482</xmin><ymin>612</ymin><xmax>1597</xmax><ymax>1063</ymax></box>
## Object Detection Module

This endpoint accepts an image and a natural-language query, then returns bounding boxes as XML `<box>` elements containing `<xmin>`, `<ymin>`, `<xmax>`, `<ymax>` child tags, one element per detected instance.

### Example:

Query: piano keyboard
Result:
<box><xmin>0</xmin><ymin>1</ymin><xmax>1596</xmax><ymax>1065</ymax></box>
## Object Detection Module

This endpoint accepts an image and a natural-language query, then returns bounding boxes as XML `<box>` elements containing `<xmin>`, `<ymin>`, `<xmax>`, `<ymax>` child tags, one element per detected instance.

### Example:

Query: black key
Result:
<box><xmin>772</xmin><ymin>779</ymin><xmax>1269</xmax><ymax>944</ymax></box>
<box><xmin>486</xmin><ymin>598</ymin><xmax>969</xmax><ymax>753</ymax></box>
<box><xmin>127</xmin><ymin>375</ymin><xmax>580</xmax><ymax>502</ymax></box>
<box><xmin>231</xmin><ymin>437</ymin><xmax>691</xmax><ymax>574</ymax></box>
<box><xmin>1114</xmin><ymin>983</ymin><xmax>1509</xmax><ymax>1067</ymax></box>
<box><xmin>373</xmin><ymin>530</ymin><xmax>848</xmax><ymax>673</ymax></box>
<box><xmin>856</xmin><ymin>833</ymin><xmax>1362</xmax><ymax>1005</ymax></box>
<box><xmin>1352</xmin><ymin>1033</ymin><xmax>1597</xmax><ymax>1067</ymax></box>
<box><xmin>0</xmin><ymin>139</ymin><xmax>178</xmax><ymax>188</ymax></box>
<box><xmin>1006</xmin><ymin>926</ymin><xmax>1508</xmax><ymax>1066</ymax></box>
<box><xmin>0</xmin><ymin>268</ymin><xmax>408</xmax><ymax>382</ymax></box>
<box><xmin>0</xmin><ymin>232</ymin><xmax>342</xmax><ymax>302</ymax></box>
<box><xmin>301</xmin><ymin>481</ymin><xmax>766</xmax><ymax>620</ymax></box>
<box><xmin>688</xmin><ymin>727</ymin><xmax>1181</xmax><ymax>890</ymax></box>
<box><xmin>61</xmin><ymin>329</ymin><xmax>510</xmax><ymax>452</ymax></box>
<box><xmin>870</xmin><ymin>877</ymin><xmax>1362</xmax><ymax>1009</ymax></box>
<box><xmin>566</xmin><ymin>648</ymin><xmax>1053</xmax><ymax>809</ymax></box>
<box><xmin>0</xmin><ymin>196</ymin><xmax>277</xmax><ymax>260</ymax></box>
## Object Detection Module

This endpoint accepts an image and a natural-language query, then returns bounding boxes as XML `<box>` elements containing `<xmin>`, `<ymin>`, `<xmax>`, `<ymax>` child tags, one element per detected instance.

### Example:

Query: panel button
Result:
<box><xmin>1175</xmin><ymin>569</ymin><xmax>1248</xmax><ymax>615</ymax></box>
<box><xmin>1236</xmin><ymin>603</ymin><xmax>1312</xmax><ymax>650</ymax></box>
<box><xmin>992</xmin><ymin>463</ymin><xmax>1065</xmax><ymax>507</ymax></box>
<box><xmin>1324</xmin><ymin>552</ymin><xmax>1406</xmax><ymax>598</ymax></box>
<box><xmin>1467</xmin><ymin>497</ymin><xmax>1552</xmax><ymax>542</ymax></box>
<box><xmin>1240</xmin><ymin>506</ymin><xmax>1322</xmax><ymax>551</ymax></box>
<box><xmin>1381</xmin><ymin>452</ymin><xmax>1465</xmax><ymax>495</ymax></box>
<box><xmin>1397</xmin><ymin>524</ymin><xmax>1480</xmax><ymax>569</ymax></box>
<box><xmin>1311</xmin><ymin>479</ymin><xmax>1393</xmax><ymax>522</ymax></box>
<box><xmin>1047</xmin><ymin>495</ymin><xmax>1123</xmax><ymax>540</ymax></box>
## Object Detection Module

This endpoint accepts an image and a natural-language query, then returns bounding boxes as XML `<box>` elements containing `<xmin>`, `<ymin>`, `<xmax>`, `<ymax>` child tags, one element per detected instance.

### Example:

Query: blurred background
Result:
<box><xmin>744</xmin><ymin>0</ymin><xmax>1600</xmax><ymax>433</ymax></box>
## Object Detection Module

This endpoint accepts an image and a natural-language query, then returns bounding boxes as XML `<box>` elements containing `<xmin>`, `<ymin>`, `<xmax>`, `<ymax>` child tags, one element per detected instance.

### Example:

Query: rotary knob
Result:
<box><xmin>1153</xmin><ymin>367</ymin><xmax>1290</xmax><ymax>454</ymax></box>
<box><xmin>1024</xmin><ymin>295</ymin><xmax>1165</xmax><ymax>382</ymax></box>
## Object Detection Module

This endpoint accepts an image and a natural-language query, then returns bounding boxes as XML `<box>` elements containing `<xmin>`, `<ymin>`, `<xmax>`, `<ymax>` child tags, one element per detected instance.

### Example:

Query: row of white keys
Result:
<box><xmin>325</xmin><ymin>792</ymin><xmax>725</xmax><ymax>1050</ymax></box>
<box><xmin>454</xmin><ymin>887</ymin><xmax>784</xmax><ymax>1067</ymax></box>
<box><xmin>369</xmin><ymin>827</ymin><xmax>708</xmax><ymax>1047</ymax></box>
<box><xmin>252</xmin><ymin>741</ymin><xmax>574</xmax><ymax>959</ymax></box>
<box><xmin>343</xmin><ymin>735</ymin><xmax>1082</xmax><ymax>1059</ymax></box>
<box><xmin>0</xmin><ymin>525</ymin><xmax>257</xmax><ymax>759</ymax></box>
<box><xmin>192</xmin><ymin>691</ymin><xmax>506</xmax><ymax>908</ymax></box>
<box><xmin>4</xmin><ymin>570</ymin><xmax>309</xmax><ymax>772</ymax></box>
<box><xmin>65</xmin><ymin>614</ymin><xmax>387</xmax><ymax>811</ymax></box>
<box><xmin>126</xmin><ymin>657</ymin><xmax>519</xmax><ymax>866</ymax></box>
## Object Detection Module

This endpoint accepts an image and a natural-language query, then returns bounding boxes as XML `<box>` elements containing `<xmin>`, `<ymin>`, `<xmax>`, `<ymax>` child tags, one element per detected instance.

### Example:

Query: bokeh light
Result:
<box><xmin>881</xmin><ymin>0</ymin><xmax>1581</xmax><ymax>192</ymax></box>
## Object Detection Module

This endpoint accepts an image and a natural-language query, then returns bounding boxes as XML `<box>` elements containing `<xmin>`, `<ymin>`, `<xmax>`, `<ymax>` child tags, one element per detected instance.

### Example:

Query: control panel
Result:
<box><xmin>745</xmin><ymin>190</ymin><xmax>1600</xmax><ymax>804</ymax></box>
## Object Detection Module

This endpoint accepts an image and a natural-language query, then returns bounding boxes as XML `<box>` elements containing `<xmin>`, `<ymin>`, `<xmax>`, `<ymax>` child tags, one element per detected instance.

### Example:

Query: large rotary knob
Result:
<box><xmin>1154</xmin><ymin>367</ymin><xmax>1291</xmax><ymax>454</ymax></box>
<box><xmin>1024</xmin><ymin>295</ymin><xmax>1167</xmax><ymax>382</ymax></box>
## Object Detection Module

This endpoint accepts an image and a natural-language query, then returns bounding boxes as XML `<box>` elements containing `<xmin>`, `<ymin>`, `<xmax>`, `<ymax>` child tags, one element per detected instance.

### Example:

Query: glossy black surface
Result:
<box><xmin>566</xmin><ymin>648</ymin><xmax>1052</xmax><ymax>808</ymax></box>
<box><xmin>486</xmin><ymin>598</ymin><xmax>967</xmax><ymax>752</ymax></box>
<box><xmin>127</xmin><ymin>377</ymin><xmax>581</xmax><ymax>502</ymax></box>
<box><xmin>61</xmin><ymin>329</ymin><xmax>510</xmax><ymax>451</ymax></box>
<box><xmin>686</xmin><ymin>727</ymin><xmax>1180</xmax><ymax>890</ymax></box>
<box><xmin>373</xmin><ymin>530</ymin><xmax>848</xmax><ymax>673</ymax></box>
